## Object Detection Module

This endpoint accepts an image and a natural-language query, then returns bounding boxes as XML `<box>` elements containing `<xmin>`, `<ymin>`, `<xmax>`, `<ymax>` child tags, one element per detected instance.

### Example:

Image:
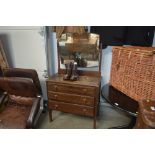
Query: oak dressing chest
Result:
<box><xmin>46</xmin><ymin>32</ymin><xmax>102</xmax><ymax>128</ymax></box>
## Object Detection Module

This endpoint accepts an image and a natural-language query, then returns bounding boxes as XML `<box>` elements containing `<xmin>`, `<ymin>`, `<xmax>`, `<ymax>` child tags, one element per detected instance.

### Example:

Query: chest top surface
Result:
<box><xmin>47</xmin><ymin>74</ymin><xmax>101</xmax><ymax>87</ymax></box>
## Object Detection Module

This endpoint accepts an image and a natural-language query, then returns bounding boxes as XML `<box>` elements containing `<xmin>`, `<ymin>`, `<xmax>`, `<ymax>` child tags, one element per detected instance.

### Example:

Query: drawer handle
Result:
<box><xmin>83</xmin><ymin>109</ymin><xmax>87</xmax><ymax>112</ymax></box>
<box><xmin>54</xmin><ymin>85</ymin><xmax>58</xmax><ymax>90</ymax></box>
<box><xmin>54</xmin><ymin>94</ymin><xmax>58</xmax><ymax>98</ymax></box>
<box><xmin>83</xmin><ymin>89</ymin><xmax>87</xmax><ymax>92</ymax></box>
<box><xmin>83</xmin><ymin>98</ymin><xmax>87</xmax><ymax>103</ymax></box>
<box><xmin>54</xmin><ymin>104</ymin><xmax>58</xmax><ymax>109</ymax></box>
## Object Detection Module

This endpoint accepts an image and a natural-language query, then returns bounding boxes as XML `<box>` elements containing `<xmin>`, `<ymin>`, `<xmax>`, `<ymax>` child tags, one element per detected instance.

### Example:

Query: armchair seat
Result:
<box><xmin>0</xmin><ymin>104</ymin><xmax>31</xmax><ymax>128</ymax></box>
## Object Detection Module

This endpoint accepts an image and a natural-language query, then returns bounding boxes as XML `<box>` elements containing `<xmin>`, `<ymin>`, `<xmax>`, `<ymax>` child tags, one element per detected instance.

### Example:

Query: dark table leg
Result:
<box><xmin>93</xmin><ymin>115</ymin><xmax>96</xmax><ymax>129</ymax></box>
<box><xmin>49</xmin><ymin>110</ymin><xmax>53</xmax><ymax>122</ymax></box>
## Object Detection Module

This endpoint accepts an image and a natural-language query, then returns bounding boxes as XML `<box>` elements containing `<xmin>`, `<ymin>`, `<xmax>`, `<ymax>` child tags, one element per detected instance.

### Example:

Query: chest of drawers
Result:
<box><xmin>46</xmin><ymin>74</ymin><xmax>101</xmax><ymax>128</ymax></box>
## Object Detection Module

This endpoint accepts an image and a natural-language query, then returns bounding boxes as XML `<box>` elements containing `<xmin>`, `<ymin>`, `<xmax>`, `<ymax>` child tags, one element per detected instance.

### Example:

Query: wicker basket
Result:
<box><xmin>110</xmin><ymin>46</ymin><xmax>155</xmax><ymax>102</ymax></box>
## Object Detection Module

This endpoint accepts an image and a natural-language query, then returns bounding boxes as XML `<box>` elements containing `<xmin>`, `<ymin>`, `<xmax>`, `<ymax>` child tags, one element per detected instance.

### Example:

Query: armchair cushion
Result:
<box><xmin>0</xmin><ymin>77</ymin><xmax>38</xmax><ymax>106</ymax></box>
<box><xmin>0</xmin><ymin>104</ymin><xmax>31</xmax><ymax>128</ymax></box>
<box><xmin>9</xmin><ymin>95</ymin><xmax>36</xmax><ymax>106</ymax></box>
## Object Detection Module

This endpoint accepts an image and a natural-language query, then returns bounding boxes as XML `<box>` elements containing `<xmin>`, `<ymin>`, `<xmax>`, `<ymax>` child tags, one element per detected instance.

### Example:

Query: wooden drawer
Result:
<box><xmin>48</xmin><ymin>100</ymin><xmax>94</xmax><ymax>117</ymax></box>
<box><xmin>48</xmin><ymin>91</ymin><xmax>94</xmax><ymax>106</ymax></box>
<box><xmin>47</xmin><ymin>82</ymin><xmax>95</xmax><ymax>96</ymax></box>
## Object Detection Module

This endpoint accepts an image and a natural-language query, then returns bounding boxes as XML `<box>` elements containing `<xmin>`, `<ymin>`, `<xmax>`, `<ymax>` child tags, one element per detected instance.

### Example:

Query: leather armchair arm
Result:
<box><xmin>26</xmin><ymin>96</ymin><xmax>43</xmax><ymax>129</ymax></box>
<box><xmin>0</xmin><ymin>92</ymin><xmax>7</xmax><ymax>106</ymax></box>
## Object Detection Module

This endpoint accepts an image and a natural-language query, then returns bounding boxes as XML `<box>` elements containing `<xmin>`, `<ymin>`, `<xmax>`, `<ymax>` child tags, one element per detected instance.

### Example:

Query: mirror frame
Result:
<box><xmin>57</xmin><ymin>33</ymin><xmax>102</xmax><ymax>77</ymax></box>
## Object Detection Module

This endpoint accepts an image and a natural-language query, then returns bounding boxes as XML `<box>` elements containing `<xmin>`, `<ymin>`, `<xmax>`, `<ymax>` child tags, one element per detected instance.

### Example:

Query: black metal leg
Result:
<box><xmin>42</xmin><ymin>100</ymin><xmax>48</xmax><ymax>113</ymax></box>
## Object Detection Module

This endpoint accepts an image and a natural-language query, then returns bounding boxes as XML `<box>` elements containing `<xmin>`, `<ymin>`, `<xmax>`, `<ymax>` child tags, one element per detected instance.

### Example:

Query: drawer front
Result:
<box><xmin>48</xmin><ymin>91</ymin><xmax>94</xmax><ymax>106</ymax></box>
<box><xmin>48</xmin><ymin>100</ymin><xmax>94</xmax><ymax>117</ymax></box>
<box><xmin>47</xmin><ymin>82</ymin><xmax>95</xmax><ymax>96</ymax></box>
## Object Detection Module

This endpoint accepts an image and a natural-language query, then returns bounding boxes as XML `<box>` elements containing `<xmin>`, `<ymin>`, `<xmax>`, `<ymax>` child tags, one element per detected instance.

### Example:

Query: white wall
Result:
<box><xmin>0</xmin><ymin>26</ymin><xmax>47</xmax><ymax>69</ymax></box>
<box><xmin>0</xmin><ymin>26</ymin><xmax>48</xmax><ymax>99</ymax></box>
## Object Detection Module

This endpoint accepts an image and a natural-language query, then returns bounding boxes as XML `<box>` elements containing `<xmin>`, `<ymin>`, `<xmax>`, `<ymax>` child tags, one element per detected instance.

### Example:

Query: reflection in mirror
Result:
<box><xmin>58</xmin><ymin>33</ymin><xmax>100</xmax><ymax>72</ymax></box>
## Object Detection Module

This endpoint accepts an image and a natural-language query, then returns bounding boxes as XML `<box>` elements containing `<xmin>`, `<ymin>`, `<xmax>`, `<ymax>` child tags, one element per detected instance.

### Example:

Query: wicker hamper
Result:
<box><xmin>110</xmin><ymin>46</ymin><xmax>155</xmax><ymax>102</ymax></box>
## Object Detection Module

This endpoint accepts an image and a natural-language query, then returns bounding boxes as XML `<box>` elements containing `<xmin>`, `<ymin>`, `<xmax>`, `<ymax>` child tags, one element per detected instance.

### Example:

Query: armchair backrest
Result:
<box><xmin>0</xmin><ymin>77</ymin><xmax>39</xmax><ymax>106</ymax></box>
<box><xmin>0</xmin><ymin>77</ymin><xmax>38</xmax><ymax>97</ymax></box>
<box><xmin>2</xmin><ymin>68</ymin><xmax>42</xmax><ymax>96</ymax></box>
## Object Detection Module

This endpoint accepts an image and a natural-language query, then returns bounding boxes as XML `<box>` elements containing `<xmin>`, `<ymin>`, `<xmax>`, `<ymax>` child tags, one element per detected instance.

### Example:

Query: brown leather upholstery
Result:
<box><xmin>0</xmin><ymin>69</ymin><xmax>4</xmax><ymax>109</ymax></box>
<box><xmin>0</xmin><ymin>104</ymin><xmax>32</xmax><ymax>128</ymax></box>
<box><xmin>135</xmin><ymin>100</ymin><xmax>155</xmax><ymax>129</ymax></box>
<box><xmin>0</xmin><ymin>75</ymin><xmax>43</xmax><ymax>129</ymax></box>
<box><xmin>0</xmin><ymin>77</ymin><xmax>37</xmax><ymax>106</ymax></box>
<box><xmin>0</xmin><ymin>67</ymin><xmax>3</xmax><ymax>76</ymax></box>
<box><xmin>3</xmin><ymin>68</ymin><xmax>42</xmax><ymax>95</ymax></box>
<box><xmin>0</xmin><ymin>77</ymin><xmax>38</xmax><ymax>97</ymax></box>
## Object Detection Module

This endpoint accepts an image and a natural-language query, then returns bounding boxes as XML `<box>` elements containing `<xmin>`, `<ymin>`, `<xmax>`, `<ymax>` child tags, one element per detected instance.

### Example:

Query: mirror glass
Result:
<box><xmin>58</xmin><ymin>33</ymin><xmax>100</xmax><ymax>71</ymax></box>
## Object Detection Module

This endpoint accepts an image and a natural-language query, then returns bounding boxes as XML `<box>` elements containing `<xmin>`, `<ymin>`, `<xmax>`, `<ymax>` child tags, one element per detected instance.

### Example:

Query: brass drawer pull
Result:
<box><xmin>54</xmin><ymin>85</ymin><xmax>58</xmax><ymax>90</ymax></box>
<box><xmin>83</xmin><ymin>109</ymin><xmax>87</xmax><ymax>112</ymax></box>
<box><xmin>54</xmin><ymin>94</ymin><xmax>58</xmax><ymax>98</ymax></box>
<box><xmin>83</xmin><ymin>89</ymin><xmax>87</xmax><ymax>92</ymax></box>
<box><xmin>54</xmin><ymin>104</ymin><xmax>58</xmax><ymax>109</ymax></box>
<box><xmin>83</xmin><ymin>98</ymin><xmax>87</xmax><ymax>103</ymax></box>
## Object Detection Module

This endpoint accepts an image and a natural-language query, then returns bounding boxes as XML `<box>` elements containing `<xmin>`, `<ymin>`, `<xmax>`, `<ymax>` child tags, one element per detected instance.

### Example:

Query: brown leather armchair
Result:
<box><xmin>0</xmin><ymin>77</ymin><xmax>43</xmax><ymax>129</ymax></box>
